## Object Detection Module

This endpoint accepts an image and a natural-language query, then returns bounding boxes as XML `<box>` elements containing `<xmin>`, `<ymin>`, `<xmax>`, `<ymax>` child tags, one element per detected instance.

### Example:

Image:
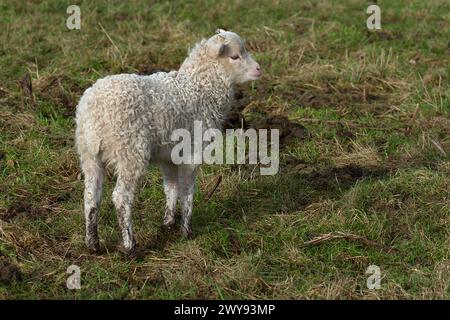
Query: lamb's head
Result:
<box><xmin>205</xmin><ymin>29</ymin><xmax>262</xmax><ymax>84</ymax></box>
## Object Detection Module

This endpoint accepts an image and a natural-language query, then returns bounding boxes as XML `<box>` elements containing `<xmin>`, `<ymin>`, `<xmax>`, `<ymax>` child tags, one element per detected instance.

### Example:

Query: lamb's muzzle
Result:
<box><xmin>75</xmin><ymin>30</ymin><xmax>261</xmax><ymax>254</ymax></box>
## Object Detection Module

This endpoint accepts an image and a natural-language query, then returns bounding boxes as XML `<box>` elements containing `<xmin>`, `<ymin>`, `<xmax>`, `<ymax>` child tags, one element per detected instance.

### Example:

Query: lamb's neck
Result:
<box><xmin>178</xmin><ymin>68</ymin><xmax>235</xmax><ymax>126</ymax></box>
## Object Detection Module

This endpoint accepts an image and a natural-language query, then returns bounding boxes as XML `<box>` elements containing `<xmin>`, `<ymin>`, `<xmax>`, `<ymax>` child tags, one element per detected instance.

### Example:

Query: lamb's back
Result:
<box><xmin>75</xmin><ymin>72</ymin><xmax>182</xmax><ymax>163</ymax></box>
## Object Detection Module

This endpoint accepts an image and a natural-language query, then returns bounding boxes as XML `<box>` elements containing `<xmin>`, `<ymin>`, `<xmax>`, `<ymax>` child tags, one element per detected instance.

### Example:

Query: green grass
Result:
<box><xmin>0</xmin><ymin>0</ymin><xmax>449</xmax><ymax>299</ymax></box>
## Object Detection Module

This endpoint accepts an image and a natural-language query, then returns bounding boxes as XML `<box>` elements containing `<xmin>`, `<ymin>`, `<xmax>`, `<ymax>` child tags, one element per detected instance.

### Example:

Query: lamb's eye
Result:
<box><xmin>230</xmin><ymin>55</ymin><xmax>240</xmax><ymax>60</ymax></box>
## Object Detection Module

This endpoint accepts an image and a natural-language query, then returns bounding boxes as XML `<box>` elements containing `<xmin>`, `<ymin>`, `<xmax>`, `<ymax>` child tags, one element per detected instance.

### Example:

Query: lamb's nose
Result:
<box><xmin>255</xmin><ymin>65</ymin><xmax>262</xmax><ymax>76</ymax></box>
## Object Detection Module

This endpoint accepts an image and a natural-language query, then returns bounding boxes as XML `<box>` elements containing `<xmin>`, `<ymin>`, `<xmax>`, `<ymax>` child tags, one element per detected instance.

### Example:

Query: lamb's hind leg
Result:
<box><xmin>161</xmin><ymin>163</ymin><xmax>179</xmax><ymax>229</ymax></box>
<box><xmin>81</xmin><ymin>154</ymin><xmax>105</xmax><ymax>253</ymax></box>
<box><xmin>112</xmin><ymin>162</ymin><xmax>145</xmax><ymax>254</ymax></box>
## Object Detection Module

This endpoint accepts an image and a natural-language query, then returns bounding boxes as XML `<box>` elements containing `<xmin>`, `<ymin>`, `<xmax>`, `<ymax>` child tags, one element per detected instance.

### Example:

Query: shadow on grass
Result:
<box><xmin>193</xmin><ymin>163</ymin><xmax>390</xmax><ymax>235</ymax></box>
<box><xmin>117</xmin><ymin>162</ymin><xmax>393</xmax><ymax>259</ymax></box>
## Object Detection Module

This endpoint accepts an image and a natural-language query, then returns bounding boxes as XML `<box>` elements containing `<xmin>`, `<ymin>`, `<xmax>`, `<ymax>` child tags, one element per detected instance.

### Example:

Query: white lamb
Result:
<box><xmin>75</xmin><ymin>30</ymin><xmax>261</xmax><ymax>254</ymax></box>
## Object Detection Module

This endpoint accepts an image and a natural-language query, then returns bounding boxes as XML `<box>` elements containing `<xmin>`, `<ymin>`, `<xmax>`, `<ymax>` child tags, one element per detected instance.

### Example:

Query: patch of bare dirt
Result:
<box><xmin>285</xmin><ymin>81</ymin><xmax>387</xmax><ymax>109</ymax></box>
<box><xmin>222</xmin><ymin>89</ymin><xmax>250</xmax><ymax>129</ymax></box>
<box><xmin>284</xmin><ymin>157</ymin><xmax>388</xmax><ymax>190</ymax></box>
<box><xmin>251</xmin><ymin>115</ymin><xmax>309</xmax><ymax>145</ymax></box>
<box><xmin>0</xmin><ymin>254</ymin><xmax>22</xmax><ymax>284</ymax></box>
<box><xmin>1</xmin><ymin>202</ymin><xmax>50</xmax><ymax>221</ymax></box>
<box><xmin>224</xmin><ymin>91</ymin><xmax>310</xmax><ymax>146</ymax></box>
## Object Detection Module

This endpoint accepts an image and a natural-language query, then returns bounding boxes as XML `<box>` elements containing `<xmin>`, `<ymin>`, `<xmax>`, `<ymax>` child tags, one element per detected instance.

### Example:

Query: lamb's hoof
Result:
<box><xmin>162</xmin><ymin>221</ymin><xmax>176</xmax><ymax>232</ymax></box>
<box><xmin>86</xmin><ymin>237</ymin><xmax>101</xmax><ymax>254</ymax></box>
<box><xmin>119</xmin><ymin>245</ymin><xmax>137</xmax><ymax>259</ymax></box>
<box><xmin>87</xmin><ymin>246</ymin><xmax>101</xmax><ymax>254</ymax></box>
<box><xmin>181</xmin><ymin>226</ymin><xmax>193</xmax><ymax>239</ymax></box>
<box><xmin>126</xmin><ymin>248</ymin><xmax>137</xmax><ymax>259</ymax></box>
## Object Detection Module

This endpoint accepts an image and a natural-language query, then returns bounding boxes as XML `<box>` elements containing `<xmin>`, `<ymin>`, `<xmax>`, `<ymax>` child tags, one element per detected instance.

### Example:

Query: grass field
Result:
<box><xmin>0</xmin><ymin>0</ymin><xmax>449</xmax><ymax>299</ymax></box>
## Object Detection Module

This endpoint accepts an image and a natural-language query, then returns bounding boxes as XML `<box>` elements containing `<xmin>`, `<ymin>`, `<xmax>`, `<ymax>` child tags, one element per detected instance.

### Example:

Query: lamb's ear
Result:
<box><xmin>206</xmin><ymin>40</ymin><xmax>227</xmax><ymax>58</ymax></box>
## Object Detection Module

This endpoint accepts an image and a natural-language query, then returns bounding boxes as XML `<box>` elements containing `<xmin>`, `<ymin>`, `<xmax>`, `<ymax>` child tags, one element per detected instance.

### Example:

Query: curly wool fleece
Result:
<box><xmin>75</xmin><ymin>30</ymin><xmax>261</xmax><ymax>253</ymax></box>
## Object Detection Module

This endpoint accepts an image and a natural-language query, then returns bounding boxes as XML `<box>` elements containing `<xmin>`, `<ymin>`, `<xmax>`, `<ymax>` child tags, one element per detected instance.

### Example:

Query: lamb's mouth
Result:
<box><xmin>248</xmin><ymin>71</ymin><xmax>262</xmax><ymax>79</ymax></box>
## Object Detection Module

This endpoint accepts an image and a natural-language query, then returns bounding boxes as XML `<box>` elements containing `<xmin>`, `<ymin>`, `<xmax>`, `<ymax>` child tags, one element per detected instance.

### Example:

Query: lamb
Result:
<box><xmin>75</xmin><ymin>29</ymin><xmax>261</xmax><ymax>254</ymax></box>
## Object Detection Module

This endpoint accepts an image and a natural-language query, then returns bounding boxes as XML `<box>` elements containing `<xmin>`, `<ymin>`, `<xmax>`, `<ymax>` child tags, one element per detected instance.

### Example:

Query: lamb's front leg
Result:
<box><xmin>161</xmin><ymin>163</ymin><xmax>179</xmax><ymax>229</ymax></box>
<box><xmin>178</xmin><ymin>164</ymin><xmax>198</xmax><ymax>238</ymax></box>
